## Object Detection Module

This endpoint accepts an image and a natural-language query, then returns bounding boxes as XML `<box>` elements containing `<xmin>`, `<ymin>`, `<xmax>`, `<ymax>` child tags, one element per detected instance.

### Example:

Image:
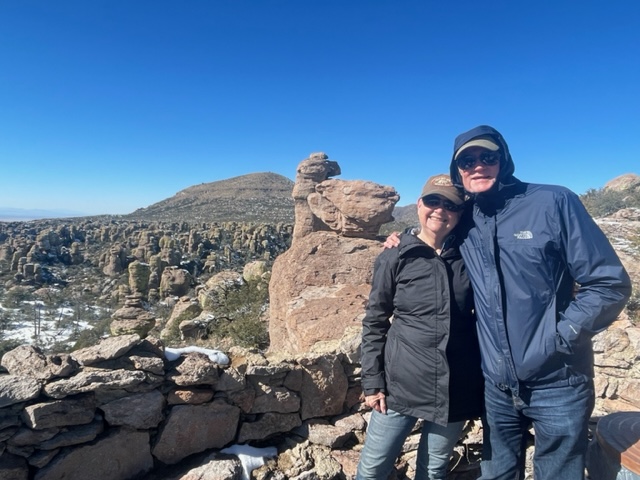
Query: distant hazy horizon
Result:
<box><xmin>0</xmin><ymin>207</ymin><xmax>91</xmax><ymax>222</ymax></box>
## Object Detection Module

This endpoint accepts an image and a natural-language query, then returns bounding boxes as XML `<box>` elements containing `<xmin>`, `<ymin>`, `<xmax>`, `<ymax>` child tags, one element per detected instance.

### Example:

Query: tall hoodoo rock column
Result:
<box><xmin>269</xmin><ymin>153</ymin><xmax>399</xmax><ymax>354</ymax></box>
<box><xmin>292</xmin><ymin>152</ymin><xmax>341</xmax><ymax>241</ymax></box>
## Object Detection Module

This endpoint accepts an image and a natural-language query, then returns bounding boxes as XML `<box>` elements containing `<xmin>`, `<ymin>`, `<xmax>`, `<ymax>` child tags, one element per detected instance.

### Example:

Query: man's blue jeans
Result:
<box><xmin>480</xmin><ymin>380</ymin><xmax>595</xmax><ymax>480</ymax></box>
<box><xmin>356</xmin><ymin>408</ymin><xmax>465</xmax><ymax>480</ymax></box>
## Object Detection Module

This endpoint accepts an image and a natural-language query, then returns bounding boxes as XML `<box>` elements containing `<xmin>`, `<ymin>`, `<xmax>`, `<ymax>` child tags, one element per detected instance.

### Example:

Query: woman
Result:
<box><xmin>357</xmin><ymin>174</ymin><xmax>483</xmax><ymax>480</ymax></box>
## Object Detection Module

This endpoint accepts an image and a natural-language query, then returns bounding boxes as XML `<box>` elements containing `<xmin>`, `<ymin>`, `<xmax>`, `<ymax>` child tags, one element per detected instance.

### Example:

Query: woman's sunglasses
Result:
<box><xmin>456</xmin><ymin>151</ymin><xmax>500</xmax><ymax>170</ymax></box>
<box><xmin>421</xmin><ymin>196</ymin><xmax>464</xmax><ymax>212</ymax></box>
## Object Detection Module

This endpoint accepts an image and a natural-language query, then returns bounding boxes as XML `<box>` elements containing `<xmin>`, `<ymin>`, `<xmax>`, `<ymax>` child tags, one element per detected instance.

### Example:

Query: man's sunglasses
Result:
<box><xmin>421</xmin><ymin>196</ymin><xmax>464</xmax><ymax>212</ymax></box>
<box><xmin>456</xmin><ymin>151</ymin><xmax>500</xmax><ymax>170</ymax></box>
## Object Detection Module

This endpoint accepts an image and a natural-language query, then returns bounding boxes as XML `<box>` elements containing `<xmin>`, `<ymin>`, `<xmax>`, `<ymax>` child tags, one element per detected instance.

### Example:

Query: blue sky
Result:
<box><xmin>1</xmin><ymin>1</ymin><xmax>638</xmax><ymax>215</ymax></box>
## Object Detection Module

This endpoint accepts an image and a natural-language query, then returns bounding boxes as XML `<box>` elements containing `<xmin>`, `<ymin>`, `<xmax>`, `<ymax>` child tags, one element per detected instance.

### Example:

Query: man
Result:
<box><xmin>451</xmin><ymin>125</ymin><xmax>631</xmax><ymax>479</ymax></box>
<box><xmin>387</xmin><ymin>125</ymin><xmax>632</xmax><ymax>479</ymax></box>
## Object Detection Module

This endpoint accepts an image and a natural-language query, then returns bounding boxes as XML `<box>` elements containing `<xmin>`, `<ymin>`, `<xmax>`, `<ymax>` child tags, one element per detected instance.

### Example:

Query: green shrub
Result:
<box><xmin>0</xmin><ymin>310</ymin><xmax>14</xmax><ymax>332</ymax></box>
<box><xmin>627</xmin><ymin>290</ymin><xmax>640</xmax><ymax>327</ymax></box>
<box><xmin>205</xmin><ymin>279</ymin><xmax>270</xmax><ymax>350</ymax></box>
<box><xmin>69</xmin><ymin>310</ymin><xmax>113</xmax><ymax>351</ymax></box>
<box><xmin>580</xmin><ymin>188</ymin><xmax>640</xmax><ymax>217</ymax></box>
<box><xmin>3</xmin><ymin>286</ymin><xmax>34</xmax><ymax>308</ymax></box>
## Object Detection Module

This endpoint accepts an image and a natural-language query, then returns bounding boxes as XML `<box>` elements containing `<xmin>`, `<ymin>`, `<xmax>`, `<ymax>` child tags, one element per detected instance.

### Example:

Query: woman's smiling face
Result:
<box><xmin>417</xmin><ymin>194</ymin><xmax>461</xmax><ymax>237</ymax></box>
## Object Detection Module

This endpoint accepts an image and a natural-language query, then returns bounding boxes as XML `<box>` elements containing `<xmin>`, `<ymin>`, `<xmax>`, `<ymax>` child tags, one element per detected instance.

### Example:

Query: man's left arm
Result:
<box><xmin>556</xmin><ymin>190</ymin><xmax>632</xmax><ymax>348</ymax></box>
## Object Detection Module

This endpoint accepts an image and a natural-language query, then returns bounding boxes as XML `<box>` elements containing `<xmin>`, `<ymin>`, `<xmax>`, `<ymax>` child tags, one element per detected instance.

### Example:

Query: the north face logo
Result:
<box><xmin>514</xmin><ymin>231</ymin><xmax>533</xmax><ymax>240</ymax></box>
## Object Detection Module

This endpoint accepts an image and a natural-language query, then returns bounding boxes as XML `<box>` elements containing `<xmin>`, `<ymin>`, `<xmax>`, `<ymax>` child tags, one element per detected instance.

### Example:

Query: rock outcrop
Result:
<box><xmin>269</xmin><ymin>153</ymin><xmax>399</xmax><ymax>353</ymax></box>
<box><xmin>291</xmin><ymin>153</ymin><xmax>341</xmax><ymax>240</ymax></box>
<box><xmin>109</xmin><ymin>294</ymin><xmax>156</xmax><ymax>337</ymax></box>
<box><xmin>309</xmin><ymin>178</ymin><xmax>399</xmax><ymax>239</ymax></box>
<box><xmin>591</xmin><ymin>214</ymin><xmax>640</xmax><ymax>415</ymax></box>
<box><xmin>269</xmin><ymin>232</ymin><xmax>378</xmax><ymax>353</ymax></box>
<box><xmin>604</xmin><ymin>173</ymin><xmax>640</xmax><ymax>192</ymax></box>
<box><xmin>0</xmin><ymin>219</ymin><xmax>293</xmax><ymax>309</ymax></box>
<box><xmin>159</xmin><ymin>266</ymin><xmax>193</xmax><ymax>298</ymax></box>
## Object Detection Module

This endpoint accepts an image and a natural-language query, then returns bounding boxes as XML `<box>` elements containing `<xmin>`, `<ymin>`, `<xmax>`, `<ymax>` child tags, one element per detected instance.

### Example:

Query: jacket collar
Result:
<box><xmin>399</xmin><ymin>230</ymin><xmax>459</xmax><ymax>258</ymax></box>
<box><xmin>474</xmin><ymin>179</ymin><xmax>527</xmax><ymax>216</ymax></box>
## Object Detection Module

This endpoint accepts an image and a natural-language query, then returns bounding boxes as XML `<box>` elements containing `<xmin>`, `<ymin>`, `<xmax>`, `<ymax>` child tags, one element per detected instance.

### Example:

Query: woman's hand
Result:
<box><xmin>364</xmin><ymin>391</ymin><xmax>387</xmax><ymax>415</ymax></box>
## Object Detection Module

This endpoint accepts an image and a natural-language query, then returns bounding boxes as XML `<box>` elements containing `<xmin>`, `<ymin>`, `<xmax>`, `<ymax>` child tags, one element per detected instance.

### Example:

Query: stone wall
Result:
<box><xmin>0</xmin><ymin>331</ymin><xmax>368</xmax><ymax>480</ymax></box>
<box><xmin>2</xmin><ymin>323</ymin><xmax>639</xmax><ymax>480</ymax></box>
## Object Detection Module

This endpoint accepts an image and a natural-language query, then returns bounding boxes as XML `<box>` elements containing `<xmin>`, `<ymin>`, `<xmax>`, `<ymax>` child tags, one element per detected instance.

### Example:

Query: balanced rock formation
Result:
<box><xmin>110</xmin><ymin>293</ymin><xmax>156</xmax><ymax>337</ymax></box>
<box><xmin>309</xmin><ymin>178</ymin><xmax>399</xmax><ymax>239</ymax></box>
<box><xmin>292</xmin><ymin>152</ymin><xmax>342</xmax><ymax>240</ymax></box>
<box><xmin>269</xmin><ymin>153</ymin><xmax>399</xmax><ymax>353</ymax></box>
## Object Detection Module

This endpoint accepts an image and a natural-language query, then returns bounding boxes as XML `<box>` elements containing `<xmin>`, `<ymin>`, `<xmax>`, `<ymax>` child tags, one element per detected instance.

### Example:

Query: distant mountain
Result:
<box><xmin>0</xmin><ymin>207</ymin><xmax>87</xmax><ymax>222</ymax></box>
<box><xmin>392</xmin><ymin>203</ymin><xmax>418</xmax><ymax>224</ymax></box>
<box><xmin>126</xmin><ymin>172</ymin><xmax>296</xmax><ymax>223</ymax></box>
<box><xmin>6</xmin><ymin>172</ymin><xmax>638</xmax><ymax>226</ymax></box>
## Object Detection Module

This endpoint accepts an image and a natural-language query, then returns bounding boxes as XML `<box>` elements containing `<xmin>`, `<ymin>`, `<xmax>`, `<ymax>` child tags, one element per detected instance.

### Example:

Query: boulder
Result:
<box><xmin>1</xmin><ymin>346</ymin><xmax>77</xmax><ymax>381</ymax></box>
<box><xmin>269</xmin><ymin>155</ymin><xmax>396</xmax><ymax>353</ymax></box>
<box><xmin>604</xmin><ymin>173</ymin><xmax>640</xmax><ymax>192</ymax></box>
<box><xmin>128</xmin><ymin>260</ymin><xmax>151</xmax><ymax>296</ymax></box>
<box><xmin>71</xmin><ymin>334</ymin><xmax>141</xmax><ymax>366</ymax></box>
<box><xmin>309</xmin><ymin>178</ymin><xmax>399</xmax><ymax>238</ymax></box>
<box><xmin>292</xmin><ymin>152</ymin><xmax>341</xmax><ymax>239</ymax></box>
<box><xmin>110</xmin><ymin>296</ymin><xmax>156</xmax><ymax>337</ymax></box>
<box><xmin>0</xmin><ymin>376</ymin><xmax>41</xmax><ymax>408</ymax></box>
<box><xmin>34</xmin><ymin>428</ymin><xmax>153</xmax><ymax>480</ymax></box>
<box><xmin>152</xmin><ymin>400</ymin><xmax>240</xmax><ymax>465</ymax></box>
<box><xmin>268</xmin><ymin>232</ymin><xmax>377</xmax><ymax>353</ymax></box>
<box><xmin>160</xmin><ymin>267</ymin><xmax>193</xmax><ymax>298</ymax></box>
<box><xmin>243</xmin><ymin>260</ymin><xmax>268</xmax><ymax>282</ymax></box>
<box><xmin>161</xmin><ymin>296</ymin><xmax>202</xmax><ymax>340</ymax></box>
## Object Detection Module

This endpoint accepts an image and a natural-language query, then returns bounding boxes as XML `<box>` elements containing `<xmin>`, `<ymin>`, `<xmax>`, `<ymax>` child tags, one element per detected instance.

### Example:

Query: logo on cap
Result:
<box><xmin>431</xmin><ymin>176</ymin><xmax>453</xmax><ymax>187</ymax></box>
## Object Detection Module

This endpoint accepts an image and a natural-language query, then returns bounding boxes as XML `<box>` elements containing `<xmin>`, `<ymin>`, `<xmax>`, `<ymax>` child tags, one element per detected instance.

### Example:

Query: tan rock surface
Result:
<box><xmin>268</xmin><ymin>232</ymin><xmax>378</xmax><ymax>353</ymax></box>
<box><xmin>151</xmin><ymin>400</ymin><xmax>240</xmax><ymax>465</ymax></box>
<box><xmin>159</xmin><ymin>267</ymin><xmax>193</xmax><ymax>298</ymax></box>
<box><xmin>270</xmin><ymin>154</ymin><xmax>396</xmax><ymax>353</ymax></box>
<box><xmin>309</xmin><ymin>178</ymin><xmax>399</xmax><ymax>238</ymax></box>
<box><xmin>292</xmin><ymin>152</ymin><xmax>341</xmax><ymax>240</ymax></box>
<box><xmin>604</xmin><ymin>173</ymin><xmax>640</xmax><ymax>192</ymax></box>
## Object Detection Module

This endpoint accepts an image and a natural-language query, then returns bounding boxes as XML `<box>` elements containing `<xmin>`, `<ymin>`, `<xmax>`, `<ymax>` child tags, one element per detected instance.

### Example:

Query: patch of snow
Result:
<box><xmin>164</xmin><ymin>346</ymin><xmax>229</xmax><ymax>365</ymax></box>
<box><xmin>0</xmin><ymin>302</ymin><xmax>93</xmax><ymax>350</ymax></box>
<box><xmin>220</xmin><ymin>444</ymin><xmax>278</xmax><ymax>480</ymax></box>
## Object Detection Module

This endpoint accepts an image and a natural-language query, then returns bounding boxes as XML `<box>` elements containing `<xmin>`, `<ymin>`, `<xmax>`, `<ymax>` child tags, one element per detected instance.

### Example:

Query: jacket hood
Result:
<box><xmin>449</xmin><ymin>125</ymin><xmax>516</xmax><ymax>192</ymax></box>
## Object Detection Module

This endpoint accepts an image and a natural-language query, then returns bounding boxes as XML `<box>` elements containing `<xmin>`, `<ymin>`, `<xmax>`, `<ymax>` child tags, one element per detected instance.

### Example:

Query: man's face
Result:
<box><xmin>456</xmin><ymin>146</ymin><xmax>501</xmax><ymax>194</ymax></box>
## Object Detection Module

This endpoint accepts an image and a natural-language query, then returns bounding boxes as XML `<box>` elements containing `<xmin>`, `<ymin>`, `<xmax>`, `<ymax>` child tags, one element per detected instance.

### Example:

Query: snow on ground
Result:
<box><xmin>0</xmin><ymin>301</ymin><xmax>100</xmax><ymax>351</ymax></box>
<box><xmin>220</xmin><ymin>444</ymin><xmax>278</xmax><ymax>480</ymax></box>
<box><xmin>164</xmin><ymin>346</ymin><xmax>230</xmax><ymax>365</ymax></box>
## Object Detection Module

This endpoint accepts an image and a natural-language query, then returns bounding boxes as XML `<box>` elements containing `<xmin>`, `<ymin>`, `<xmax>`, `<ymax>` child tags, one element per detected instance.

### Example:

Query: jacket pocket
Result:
<box><xmin>554</xmin><ymin>332</ymin><xmax>572</xmax><ymax>354</ymax></box>
<box><xmin>544</xmin><ymin>332</ymin><xmax>571</xmax><ymax>355</ymax></box>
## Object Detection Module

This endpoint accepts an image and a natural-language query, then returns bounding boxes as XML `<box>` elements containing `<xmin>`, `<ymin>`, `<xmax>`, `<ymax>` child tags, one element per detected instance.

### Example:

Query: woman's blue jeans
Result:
<box><xmin>480</xmin><ymin>380</ymin><xmax>595</xmax><ymax>480</ymax></box>
<box><xmin>356</xmin><ymin>408</ymin><xmax>465</xmax><ymax>480</ymax></box>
